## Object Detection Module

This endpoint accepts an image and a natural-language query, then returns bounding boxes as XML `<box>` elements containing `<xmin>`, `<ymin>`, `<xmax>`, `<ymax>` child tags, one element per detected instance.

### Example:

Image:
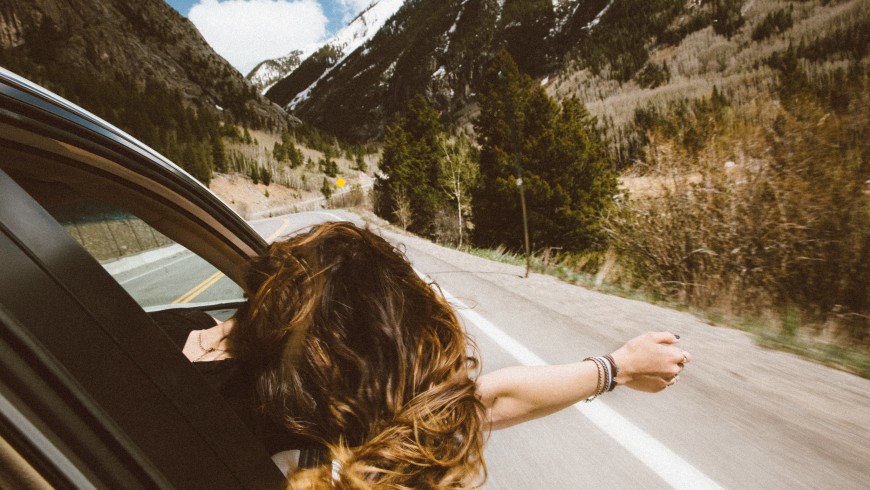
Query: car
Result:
<box><xmin>0</xmin><ymin>67</ymin><xmax>287</xmax><ymax>489</ymax></box>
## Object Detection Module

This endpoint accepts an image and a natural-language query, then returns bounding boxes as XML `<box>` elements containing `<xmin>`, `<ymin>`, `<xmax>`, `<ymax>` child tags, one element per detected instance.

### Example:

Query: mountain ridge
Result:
<box><xmin>265</xmin><ymin>0</ymin><xmax>629</xmax><ymax>142</ymax></box>
<box><xmin>0</xmin><ymin>0</ymin><xmax>290</xmax><ymax>130</ymax></box>
<box><xmin>247</xmin><ymin>0</ymin><xmax>406</xmax><ymax>95</ymax></box>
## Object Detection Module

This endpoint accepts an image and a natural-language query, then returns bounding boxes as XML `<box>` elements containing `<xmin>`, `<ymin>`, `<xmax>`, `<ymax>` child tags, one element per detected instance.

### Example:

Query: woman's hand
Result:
<box><xmin>610</xmin><ymin>331</ymin><xmax>691</xmax><ymax>392</ymax></box>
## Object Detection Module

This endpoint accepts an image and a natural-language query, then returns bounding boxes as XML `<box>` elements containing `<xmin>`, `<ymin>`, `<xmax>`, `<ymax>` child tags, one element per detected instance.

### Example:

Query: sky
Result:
<box><xmin>165</xmin><ymin>0</ymin><xmax>373</xmax><ymax>75</ymax></box>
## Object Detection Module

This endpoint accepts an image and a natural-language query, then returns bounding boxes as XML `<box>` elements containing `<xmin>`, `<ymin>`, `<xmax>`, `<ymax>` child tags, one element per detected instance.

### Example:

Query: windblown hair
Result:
<box><xmin>230</xmin><ymin>222</ymin><xmax>486</xmax><ymax>489</ymax></box>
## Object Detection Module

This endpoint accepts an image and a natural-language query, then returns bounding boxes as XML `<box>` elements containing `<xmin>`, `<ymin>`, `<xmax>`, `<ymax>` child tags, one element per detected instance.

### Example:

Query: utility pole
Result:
<box><xmin>514</xmin><ymin>157</ymin><xmax>531</xmax><ymax>278</ymax></box>
<box><xmin>499</xmin><ymin>70</ymin><xmax>531</xmax><ymax>278</ymax></box>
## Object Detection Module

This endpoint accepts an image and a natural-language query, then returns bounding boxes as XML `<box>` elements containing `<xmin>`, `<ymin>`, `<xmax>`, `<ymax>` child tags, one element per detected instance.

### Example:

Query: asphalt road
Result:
<box><xmin>119</xmin><ymin>210</ymin><xmax>870</xmax><ymax>489</ymax></box>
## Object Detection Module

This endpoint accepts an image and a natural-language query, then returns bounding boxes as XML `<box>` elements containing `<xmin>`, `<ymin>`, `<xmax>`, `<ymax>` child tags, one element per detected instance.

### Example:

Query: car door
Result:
<box><xmin>0</xmin><ymin>69</ymin><xmax>284</xmax><ymax>488</ymax></box>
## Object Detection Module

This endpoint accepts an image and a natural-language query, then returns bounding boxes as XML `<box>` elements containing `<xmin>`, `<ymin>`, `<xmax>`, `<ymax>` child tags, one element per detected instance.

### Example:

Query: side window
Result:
<box><xmin>7</xmin><ymin>174</ymin><xmax>244</xmax><ymax>312</ymax></box>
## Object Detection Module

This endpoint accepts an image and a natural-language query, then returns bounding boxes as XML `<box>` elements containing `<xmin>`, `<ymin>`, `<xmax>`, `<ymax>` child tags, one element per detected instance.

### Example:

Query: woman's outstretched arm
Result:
<box><xmin>475</xmin><ymin>331</ymin><xmax>690</xmax><ymax>431</ymax></box>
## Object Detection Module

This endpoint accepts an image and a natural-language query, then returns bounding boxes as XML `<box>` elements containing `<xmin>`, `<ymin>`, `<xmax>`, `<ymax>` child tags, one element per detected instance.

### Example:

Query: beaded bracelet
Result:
<box><xmin>583</xmin><ymin>357</ymin><xmax>606</xmax><ymax>402</ymax></box>
<box><xmin>600</xmin><ymin>356</ymin><xmax>612</xmax><ymax>394</ymax></box>
<box><xmin>584</xmin><ymin>354</ymin><xmax>621</xmax><ymax>401</ymax></box>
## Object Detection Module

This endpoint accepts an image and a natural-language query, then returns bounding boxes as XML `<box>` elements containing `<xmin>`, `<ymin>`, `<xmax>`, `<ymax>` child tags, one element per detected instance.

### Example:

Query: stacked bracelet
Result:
<box><xmin>583</xmin><ymin>357</ymin><xmax>606</xmax><ymax>402</ymax></box>
<box><xmin>583</xmin><ymin>354</ymin><xmax>620</xmax><ymax>401</ymax></box>
<box><xmin>603</xmin><ymin>354</ymin><xmax>619</xmax><ymax>392</ymax></box>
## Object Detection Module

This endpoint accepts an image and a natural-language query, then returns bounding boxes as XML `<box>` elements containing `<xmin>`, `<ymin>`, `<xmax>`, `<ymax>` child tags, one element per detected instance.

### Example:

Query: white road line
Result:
<box><xmin>436</xmin><ymin>283</ymin><xmax>724</xmax><ymax>490</ymax></box>
<box><xmin>118</xmin><ymin>252</ymin><xmax>193</xmax><ymax>285</ymax></box>
<box><xmin>317</xmin><ymin>211</ymin><xmax>347</xmax><ymax>222</ymax></box>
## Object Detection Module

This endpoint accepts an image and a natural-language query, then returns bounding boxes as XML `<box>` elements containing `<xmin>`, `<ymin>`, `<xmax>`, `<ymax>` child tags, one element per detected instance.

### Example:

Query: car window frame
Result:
<box><xmin>0</xmin><ymin>68</ymin><xmax>267</xmax><ymax>287</ymax></box>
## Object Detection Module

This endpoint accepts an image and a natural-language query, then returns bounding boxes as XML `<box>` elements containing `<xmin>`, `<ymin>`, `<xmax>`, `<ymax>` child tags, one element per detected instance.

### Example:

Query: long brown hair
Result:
<box><xmin>230</xmin><ymin>222</ymin><xmax>486</xmax><ymax>488</ymax></box>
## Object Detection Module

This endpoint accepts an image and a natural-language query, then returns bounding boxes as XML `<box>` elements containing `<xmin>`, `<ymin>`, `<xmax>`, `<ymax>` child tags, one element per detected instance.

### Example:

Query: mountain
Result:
<box><xmin>247</xmin><ymin>49</ymin><xmax>307</xmax><ymax>94</ymax></box>
<box><xmin>255</xmin><ymin>0</ymin><xmax>406</xmax><ymax>100</ymax></box>
<box><xmin>263</xmin><ymin>0</ymin><xmax>868</xmax><ymax>145</ymax></box>
<box><xmin>248</xmin><ymin>0</ymin><xmax>406</xmax><ymax>95</ymax></box>
<box><xmin>264</xmin><ymin>0</ymin><xmax>625</xmax><ymax>141</ymax></box>
<box><xmin>0</xmin><ymin>0</ymin><xmax>289</xmax><ymax>130</ymax></box>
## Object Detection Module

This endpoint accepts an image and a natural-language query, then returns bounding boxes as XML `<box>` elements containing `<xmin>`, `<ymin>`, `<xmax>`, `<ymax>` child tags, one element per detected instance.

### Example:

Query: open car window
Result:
<box><xmin>5</xmin><ymin>172</ymin><xmax>244</xmax><ymax>317</ymax></box>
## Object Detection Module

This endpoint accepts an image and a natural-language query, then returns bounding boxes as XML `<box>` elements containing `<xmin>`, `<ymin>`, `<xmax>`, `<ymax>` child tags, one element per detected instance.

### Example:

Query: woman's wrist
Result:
<box><xmin>582</xmin><ymin>354</ymin><xmax>619</xmax><ymax>401</ymax></box>
<box><xmin>609</xmin><ymin>349</ymin><xmax>631</xmax><ymax>386</ymax></box>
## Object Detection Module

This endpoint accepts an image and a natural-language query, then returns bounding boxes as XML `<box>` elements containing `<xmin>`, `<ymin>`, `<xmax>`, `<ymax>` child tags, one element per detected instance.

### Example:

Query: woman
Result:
<box><xmin>176</xmin><ymin>222</ymin><xmax>690</xmax><ymax>488</ymax></box>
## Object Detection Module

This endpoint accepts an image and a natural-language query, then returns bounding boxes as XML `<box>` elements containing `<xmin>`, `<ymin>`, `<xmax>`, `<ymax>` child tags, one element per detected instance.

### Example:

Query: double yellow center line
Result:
<box><xmin>172</xmin><ymin>270</ymin><xmax>224</xmax><ymax>304</ymax></box>
<box><xmin>171</xmin><ymin>219</ymin><xmax>291</xmax><ymax>304</ymax></box>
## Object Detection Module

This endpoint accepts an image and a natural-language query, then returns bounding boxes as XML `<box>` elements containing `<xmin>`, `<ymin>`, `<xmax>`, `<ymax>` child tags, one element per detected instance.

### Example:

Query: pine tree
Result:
<box><xmin>473</xmin><ymin>50</ymin><xmax>617</xmax><ymax>252</ymax></box>
<box><xmin>374</xmin><ymin>94</ymin><xmax>447</xmax><ymax>236</ymax></box>
<box><xmin>542</xmin><ymin>97</ymin><xmax>617</xmax><ymax>250</ymax></box>
<box><xmin>212</xmin><ymin>134</ymin><xmax>227</xmax><ymax>173</ymax></box>
<box><xmin>272</xmin><ymin>141</ymin><xmax>287</xmax><ymax>162</ymax></box>
<box><xmin>375</xmin><ymin>123</ymin><xmax>411</xmax><ymax>221</ymax></box>
<box><xmin>473</xmin><ymin>50</ymin><xmax>533</xmax><ymax>250</ymax></box>
<box><xmin>354</xmin><ymin>152</ymin><xmax>368</xmax><ymax>172</ymax></box>
<box><xmin>286</xmin><ymin>134</ymin><xmax>304</xmax><ymax>168</ymax></box>
<box><xmin>320</xmin><ymin>177</ymin><xmax>333</xmax><ymax>200</ymax></box>
<box><xmin>319</xmin><ymin>155</ymin><xmax>338</xmax><ymax>177</ymax></box>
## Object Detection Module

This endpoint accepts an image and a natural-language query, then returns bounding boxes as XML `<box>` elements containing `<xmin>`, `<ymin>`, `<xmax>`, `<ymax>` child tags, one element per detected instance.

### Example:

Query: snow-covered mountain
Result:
<box><xmin>246</xmin><ymin>0</ymin><xmax>406</xmax><ymax>94</ymax></box>
<box><xmin>246</xmin><ymin>50</ymin><xmax>308</xmax><ymax>94</ymax></box>
<box><xmin>260</xmin><ymin>0</ymin><xmax>851</xmax><ymax>147</ymax></box>
<box><xmin>265</xmin><ymin>0</ymin><xmax>589</xmax><ymax>141</ymax></box>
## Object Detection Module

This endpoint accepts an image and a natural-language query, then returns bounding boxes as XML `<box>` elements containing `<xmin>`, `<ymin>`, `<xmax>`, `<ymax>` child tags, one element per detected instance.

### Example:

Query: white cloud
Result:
<box><xmin>189</xmin><ymin>0</ymin><xmax>328</xmax><ymax>75</ymax></box>
<box><xmin>336</xmin><ymin>0</ymin><xmax>373</xmax><ymax>22</ymax></box>
<box><xmin>338</xmin><ymin>0</ymin><xmax>372</xmax><ymax>11</ymax></box>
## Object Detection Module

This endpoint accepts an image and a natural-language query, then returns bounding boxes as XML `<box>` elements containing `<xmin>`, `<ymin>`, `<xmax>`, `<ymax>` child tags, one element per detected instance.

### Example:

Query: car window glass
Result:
<box><xmin>7</xmin><ymin>175</ymin><xmax>244</xmax><ymax>312</ymax></box>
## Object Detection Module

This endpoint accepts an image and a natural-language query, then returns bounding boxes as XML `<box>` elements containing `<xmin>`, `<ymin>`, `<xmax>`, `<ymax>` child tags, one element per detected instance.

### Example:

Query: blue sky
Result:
<box><xmin>164</xmin><ymin>0</ymin><xmax>372</xmax><ymax>75</ymax></box>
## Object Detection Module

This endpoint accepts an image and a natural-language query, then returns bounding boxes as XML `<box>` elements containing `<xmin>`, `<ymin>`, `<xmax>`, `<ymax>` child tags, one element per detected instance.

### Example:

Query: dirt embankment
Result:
<box><xmin>208</xmin><ymin>173</ymin><xmax>316</xmax><ymax>219</ymax></box>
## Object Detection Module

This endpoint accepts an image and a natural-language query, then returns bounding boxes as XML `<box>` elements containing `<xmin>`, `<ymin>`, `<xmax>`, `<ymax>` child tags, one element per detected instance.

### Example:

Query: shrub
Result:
<box><xmin>607</xmin><ymin>92</ymin><xmax>869</xmax><ymax>342</ymax></box>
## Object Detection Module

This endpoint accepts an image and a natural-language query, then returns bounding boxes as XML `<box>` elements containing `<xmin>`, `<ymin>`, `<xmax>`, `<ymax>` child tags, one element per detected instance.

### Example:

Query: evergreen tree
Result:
<box><xmin>212</xmin><ymin>134</ymin><xmax>227</xmax><ymax>173</ymax></box>
<box><xmin>374</xmin><ymin>94</ymin><xmax>447</xmax><ymax>236</ymax></box>
<box><xmin>272</xmin><ymin>140</ymin><xmax>287</xmax><ymax>161</ymax></box>
<box><xmin>473</xmin><ymin>50</ymin><xmax>617</xmax><ymax>252</ymax></box>
<box><xmin>286</xmin><ymin>137</ymin><xmax>304</xmax><ymax>168</ymax></box>
<box><xmin>320</xmin><ymin>177</ymin><xmax>333</xmax><ymax>200</ymax></box>
<box><xmin>537</xmin><ymin>97</ymin><xmax>617</xmax><ymax>250</ymax></box>
<box><xmin>473</xmin><ymin>50</ymin><xmax>532</xmax><ymax>250</ymax></box>
<box><xmin>374</xmin><ymin>123</ymin><xmax>411</xmax><ymax>221</ymax></box>
<box><xmin>354</xmin><ymin>152</ymin><xmax>368</xmax><ymax>173</ymax></box>
<box><xmin>319</xmin><ymin>155</ymin><xmax>338</xmax><ymax>177</ymax></box>
<box><xmin>260</xmin><ymin>164</ymin><xmax>273</xmax><ymax>186</ymax></box>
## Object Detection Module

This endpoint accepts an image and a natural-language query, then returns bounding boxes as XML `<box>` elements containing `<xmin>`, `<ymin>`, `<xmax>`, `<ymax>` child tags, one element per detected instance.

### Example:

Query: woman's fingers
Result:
<box><xmin>681</xmin><ymin>350</ymin><xmax>692</xmax><ymax>365</ymax></box>
<box><xmin>612</xmin><ymin>332</ymin><xmax>693</xmax><ymax>392</ymax></box>
<box><xmin>650</xmin><ymin>331</ymin><xmax>681</xmax><ymax>344</ymax></box>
